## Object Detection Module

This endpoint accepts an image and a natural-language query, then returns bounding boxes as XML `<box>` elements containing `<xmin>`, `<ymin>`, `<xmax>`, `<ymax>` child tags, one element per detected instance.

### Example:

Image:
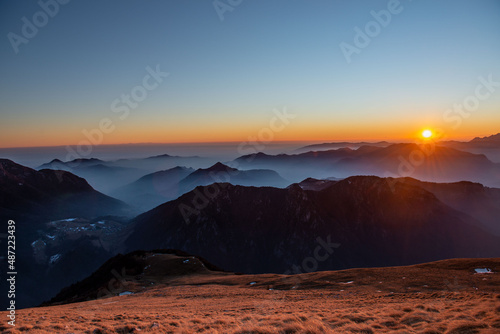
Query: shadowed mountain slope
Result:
<box><xmin>0</xmin><ymin>159</ymin><xmax>129</xmax><ymax>220</ymax></box>
<box><xmin>126</xmin><ymin>176</ymin><xmax>500</xmax><ymax>274</ymax></box>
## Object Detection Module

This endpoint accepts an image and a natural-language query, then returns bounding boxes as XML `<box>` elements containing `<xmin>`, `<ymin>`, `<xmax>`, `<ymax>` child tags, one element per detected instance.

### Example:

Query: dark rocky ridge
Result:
<box><xmin>126</xmin><ymin>176</ymin><xmax>500</xmax><ymax>274</ymax></box>
<box><xmin>43</xmin><ymin>249</ymin><xmax>225</xmax><ymax>306</ymax></box>
<box><xmin>0</xmin><ymin>159</ymin><xmax>130</xmax><ymax>220</ymax></box>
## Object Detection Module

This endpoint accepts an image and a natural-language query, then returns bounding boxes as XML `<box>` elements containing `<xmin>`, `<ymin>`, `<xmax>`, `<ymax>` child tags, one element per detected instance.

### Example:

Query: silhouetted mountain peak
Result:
<box><xmin>1</xmin><ymin>159</ymin><xmax>90</xmax><ymax>191</ymax></box>
<box><xmin>203</xmin><ymin>162</ymin><xmax>238</xmax><ymax>173</ymax></box>
<box><xmin>337</xmin><ymin>147</ymin><xmax>354</xmax><ymax>152</ymax></box>
<box><xmin>146</xmin><ymin>154</ymin><xmax>172</xmax><ymax>159</ymax></box>
<box><xmin>1</xmin><ymin>160</ymin><xmax>130</xmax><ymax>220</ymax></box>
<box><xmin>301</xmin><ymin>177</ymin><xmax>321</xmax><ymax>183</ymax></box>
<box><xmin>37</xmin><ymin>159</ymin><xmax>69</xmax><ymax>170</ymax></box>
<box><xmin>471</xmin><ymin>133</ymin><xmax>500</xmax><ymax>143</ymax></box>
<box><xmin>237</xmin><ymin>152</ymin><xmax>271</xmax><ymax>161</ymax></box>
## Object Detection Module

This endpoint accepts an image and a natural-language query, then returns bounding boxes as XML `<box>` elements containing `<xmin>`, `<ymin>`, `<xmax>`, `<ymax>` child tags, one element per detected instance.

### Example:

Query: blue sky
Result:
<box><xmin>1</xmin><ymin>0</ymin><xmax>499</xmax><ymax>147</ymax></box>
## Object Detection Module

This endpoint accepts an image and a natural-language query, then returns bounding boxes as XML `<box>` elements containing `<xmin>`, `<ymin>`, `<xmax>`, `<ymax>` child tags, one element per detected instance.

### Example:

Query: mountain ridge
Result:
<box><xmin>0</xmin><ymin>159</ymin><xmax>130</xmax><ymax>220</ymax></box>
<box><xmin>126</xmin><ymin>175</ymin><xmax>500</xmax><ymax>274</ymax></box>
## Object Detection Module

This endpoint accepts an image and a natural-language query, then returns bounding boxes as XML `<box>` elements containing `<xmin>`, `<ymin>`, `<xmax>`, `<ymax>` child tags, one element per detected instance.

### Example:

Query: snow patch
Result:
<box><xmin>50</xmin><ymin>254</ymin><xmax>61</xmax><ymax>264</ymax></box>
<box><xmin>119</xmin><ymin>291</ymin><xmax>133</xmax><ymax>296</ymax></box>
<box><xmin>475</xmin><ymin>268</ymin><xmax>493</xmax><ymax>274</ymax></box>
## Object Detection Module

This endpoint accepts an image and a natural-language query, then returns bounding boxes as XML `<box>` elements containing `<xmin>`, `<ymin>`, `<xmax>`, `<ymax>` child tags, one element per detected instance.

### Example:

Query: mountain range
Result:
<box><xmin>443</xmin><ymin>132</ymin><xmax>500</xmax><ymax>149</ymax></box>
<box><xmin>234</xmin><ymin>143</ymin><xmax>500</xmax><ymax>187</ymax></box>
<box><xmin>296</xmin><ymin>133</ymin><xmax>500</xmax><ymax>153</ymax></box>
<box><xmin>3</xmin><ymin>144</ymin><xmax>500</xmax><ymax>309</ymax></box>
<box><xmin>110</xmin><ymin>162</ymin><xmax>289</xmax><ymax>212</ymax></box>
<box><xmin>126</xmin><ymin>176</ymin><xmax>500</xmax><ymax>274</ymax></box>
<box><xmin>36</xmin><ymin>154</ymin><xmax>213</xmax><ymax>194</ymax></box>
<box><xmin>295</xmin><ymin>141</ymin><xmax>390</xmax><ymax>153</ymax></box>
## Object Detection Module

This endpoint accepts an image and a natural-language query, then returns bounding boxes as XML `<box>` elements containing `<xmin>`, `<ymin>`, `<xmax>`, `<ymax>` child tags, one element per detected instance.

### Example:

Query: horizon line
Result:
<box><xmin>0</xmin><ymin>139</ymin><xmax>411</xmax><ymax>150</ymax></box>
<box><xmin>0</xmin><ymin>133</ymin><xmax>493</xmax><ymax>150</ymax></box>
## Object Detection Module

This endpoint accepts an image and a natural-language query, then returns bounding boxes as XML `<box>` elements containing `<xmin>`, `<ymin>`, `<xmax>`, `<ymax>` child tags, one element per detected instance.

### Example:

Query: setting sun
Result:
<box><xmin>422</xmin><ymin>129</ymin><xmax>433</xmax><ymax>138</ymax></box>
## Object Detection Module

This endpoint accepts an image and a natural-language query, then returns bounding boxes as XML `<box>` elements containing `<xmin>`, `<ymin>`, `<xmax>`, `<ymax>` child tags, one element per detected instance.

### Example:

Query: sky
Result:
<box><xmin>1</xmin><ymin>0</ymin><xmax>500</xmax><ymax>148</ymax></box>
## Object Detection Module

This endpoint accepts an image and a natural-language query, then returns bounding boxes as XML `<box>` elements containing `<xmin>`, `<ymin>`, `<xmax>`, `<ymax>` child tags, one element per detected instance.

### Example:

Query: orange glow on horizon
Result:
<box><xmin>0</xmin><ymin>121</ymin><xmax>497</xmax><ymax>149</ymax></box>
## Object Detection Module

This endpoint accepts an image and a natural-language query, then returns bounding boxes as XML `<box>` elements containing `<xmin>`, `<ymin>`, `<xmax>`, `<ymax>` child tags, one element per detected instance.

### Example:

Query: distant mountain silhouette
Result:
<box><xmin>37</xmin><ymin>159</ymin><xmax>146</xmax><ymax>194</ymax></box>
<box><xmin>469</xmin><ymin>133</ymin><xmax>500</xmax><ymax>146</ymax></box>
<box><xmin>439</xmin><ymin>133</ymin><xmax>500</xmax><ymax>162</ymax></box>
<box><xmin>145</xmin><ymin>153</ymin><xmax>201</xmax><ymax>160</ymax></box>
<box><xmin>234</xmin><ymin>143</ymin><xmax>500</xmax><ymax>187</ymax></box>
<box><xmin>111</xmin><ymin>163</ymin><xmax>289</xmax><ymax>212</ymax></box>
<box><xmin>335</xmin><ymin>144</ymin><xmax>495</xmax><ymax>181</ymax></box>
<box><xmin>234</xmin><ymin>148</ymin><xmax>356</xmax><ymax>181</ymax></box>
<box><xmin>37</xmin><ymin>158</ymin><xmax>104</xmax><ymax>170</ymax></box>
<box><xmin>295</xmin><ymin>141</ymin><xmax>390</xmax><ymax>153</ymax></box>
<box><xmin>37</xmin><ymin>154</ymin><xmax>214</xmax><ymax>194</ymax></box>
<box><xmin>126</xmin><ymin>176</ymin><xmax>500</xmax><ymax>274</ymax></box>
<box><xmin>110</xmin><ymin>166</ymin><xmax>195</xmax><ymax>212</ymax></box>
<box><xmin>146</xmin><ymin>153</ymin><xmax>172</xmax><ymax>159</ymax></box>
<box><xmin>179</xmin><ymin>162</ymin><xmax>289</xmax><ymax>192</ymax></box>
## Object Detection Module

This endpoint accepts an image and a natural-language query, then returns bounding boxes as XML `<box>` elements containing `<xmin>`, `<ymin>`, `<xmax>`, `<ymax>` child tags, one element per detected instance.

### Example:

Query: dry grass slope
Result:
<box><xmin>2</xmin><ymin>258</ymin><xmax>499</xmax><ymax>333</ymax></box>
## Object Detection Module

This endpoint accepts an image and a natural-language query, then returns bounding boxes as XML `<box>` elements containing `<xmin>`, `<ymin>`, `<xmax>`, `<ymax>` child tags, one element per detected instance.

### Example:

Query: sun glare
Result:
<box><xmin>422</xmin><ymin>129</ymin><xmax>433</xmax><ymax>138</ymax></box>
